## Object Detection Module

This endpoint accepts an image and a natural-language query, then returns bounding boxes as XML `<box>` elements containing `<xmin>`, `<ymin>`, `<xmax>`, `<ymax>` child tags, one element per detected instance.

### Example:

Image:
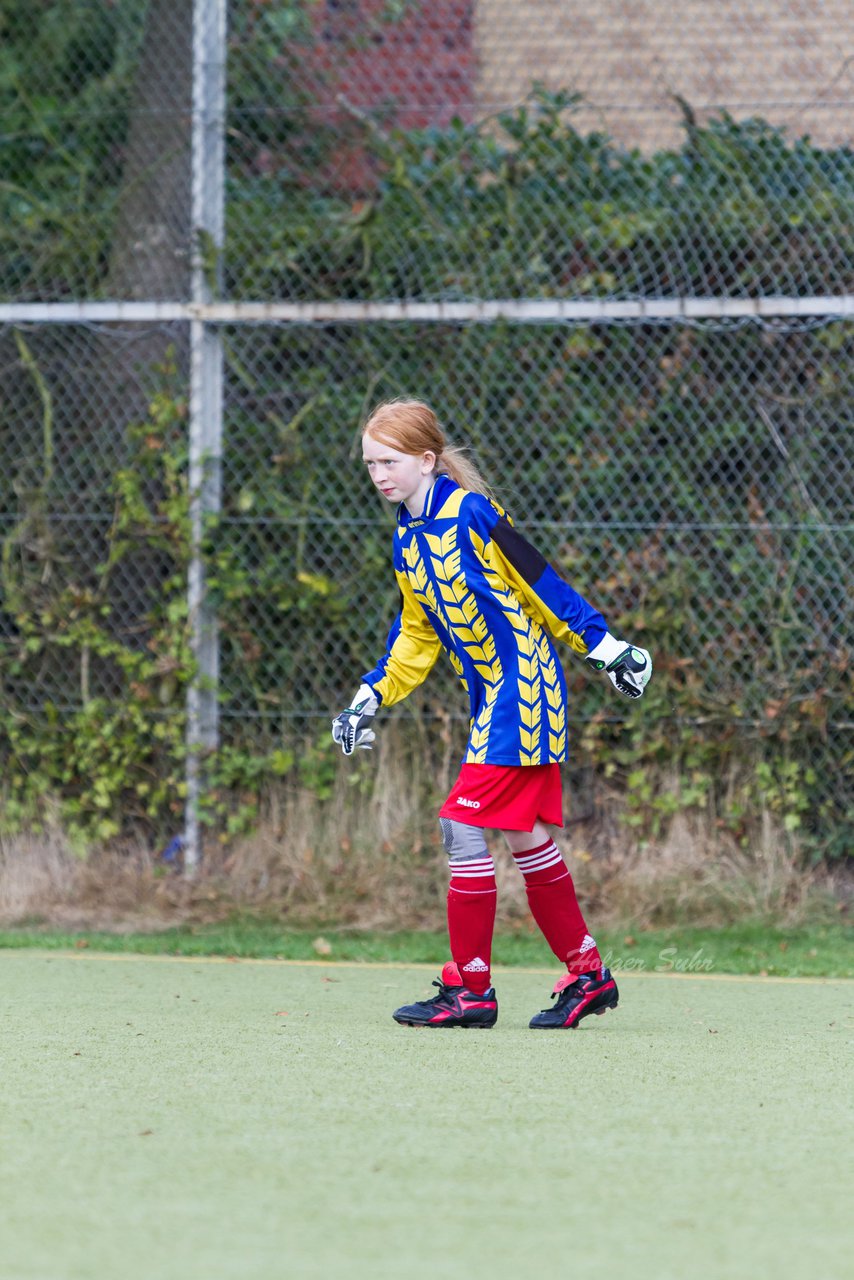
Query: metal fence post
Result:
<box><xmin>185</xmin><ymin>0</ymin><xmax>227</xmax><ymax>874</ymax></box>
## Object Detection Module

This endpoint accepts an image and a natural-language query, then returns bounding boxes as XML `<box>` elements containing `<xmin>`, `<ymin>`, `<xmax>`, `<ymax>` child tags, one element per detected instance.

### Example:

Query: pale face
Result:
<box><xmin>362</xmin><ymin>433</ymin><xmax>437</xmax><ymax>516</ymax></box>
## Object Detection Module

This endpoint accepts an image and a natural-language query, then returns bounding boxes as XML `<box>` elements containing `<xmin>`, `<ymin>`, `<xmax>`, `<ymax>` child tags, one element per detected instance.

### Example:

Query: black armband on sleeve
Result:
<box><xmin>490</xmin><ymin>518</ymin><xmax>548</xmax><ymax>586</ymax></box>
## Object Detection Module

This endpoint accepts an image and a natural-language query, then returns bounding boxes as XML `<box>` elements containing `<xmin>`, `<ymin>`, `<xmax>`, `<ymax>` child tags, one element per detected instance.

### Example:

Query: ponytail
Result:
<box><xmin>436</xmin><ymin>443</ymin><xmax>496</xmax><ymax>501</ymax></box>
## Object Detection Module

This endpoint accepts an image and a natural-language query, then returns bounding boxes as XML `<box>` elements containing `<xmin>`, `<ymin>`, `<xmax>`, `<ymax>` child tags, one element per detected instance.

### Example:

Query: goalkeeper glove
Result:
<box><xmin>332</xmin><ymin>683</ymin><xmax>379</xmax><ymax>755</ymax></box>
<box><xmin>585</xmin><ymin>633</ymin><xmax>652</xmax><ymax>700</ymax></box>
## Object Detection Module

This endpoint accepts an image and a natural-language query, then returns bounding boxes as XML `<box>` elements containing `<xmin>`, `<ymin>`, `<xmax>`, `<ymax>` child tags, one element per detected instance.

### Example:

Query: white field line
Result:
<box><xmin>3</xmin><ymin>948</ymin><xmax>849</xmax><ymax>984</ymax></box>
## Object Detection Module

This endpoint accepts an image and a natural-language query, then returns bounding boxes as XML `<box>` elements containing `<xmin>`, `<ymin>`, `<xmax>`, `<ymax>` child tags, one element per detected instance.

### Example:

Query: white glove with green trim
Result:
<box><xmin>331</xmin><ymin>683</ymin><xmax>379</xmax><ymax>755</ymax></box>
<box><xmin>585</xmin><ymin>634</ymin><xmax>652</xmax><ymax>699</ymax></box>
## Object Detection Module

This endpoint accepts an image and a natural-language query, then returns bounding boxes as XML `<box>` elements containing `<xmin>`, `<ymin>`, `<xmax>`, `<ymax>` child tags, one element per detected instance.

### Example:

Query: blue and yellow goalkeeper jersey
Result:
<box><xmin>363</xmin><ymin>475</ymin><xmax>608</xmax><ymax>766</ymax></box>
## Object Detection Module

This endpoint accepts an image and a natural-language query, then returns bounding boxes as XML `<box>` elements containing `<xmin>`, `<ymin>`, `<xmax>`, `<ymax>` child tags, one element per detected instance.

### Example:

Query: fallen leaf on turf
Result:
<box><xmin>139</xmin><ymin>1130</ymin><xmax>153</xmax><ymax>1136</ymax></box>
<box><xmin>275</xmin><ymin>1011</ymin><xmax>289</xmax><ymax>1016</ymax></box>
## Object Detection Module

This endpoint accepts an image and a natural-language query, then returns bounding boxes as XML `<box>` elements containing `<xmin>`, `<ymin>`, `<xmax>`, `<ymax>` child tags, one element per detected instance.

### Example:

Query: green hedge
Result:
<box><xmin>229</xmin><ymin>90</ymin><xmax>854</xmax><ymax>300</ymax></box>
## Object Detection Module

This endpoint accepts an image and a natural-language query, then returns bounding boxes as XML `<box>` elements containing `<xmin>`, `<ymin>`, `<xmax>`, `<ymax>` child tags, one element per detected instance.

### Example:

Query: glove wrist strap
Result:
<box><xmin>350</xmin><ymin>683</ymin><xmax>379</xmax><ymax>714</ymax></box>
<box><xmin>585</xmin><ymin>632</ymin><xmax>624</xmax><ymax>670</ymax></box>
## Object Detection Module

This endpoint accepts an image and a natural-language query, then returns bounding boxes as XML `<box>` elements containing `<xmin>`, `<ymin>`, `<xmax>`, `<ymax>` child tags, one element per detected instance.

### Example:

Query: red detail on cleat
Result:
<box><xmin>553</xmin><ymin>968</ymin><xmax>608</xmax><ymax>995</ymax></box>
<box><xmin>441</xmin><ymin>961</ymin><xmax>463</xmax><ymax>986</ymax></box>
<box><xmin>557</xmin><ymin>981</ymin><xmax>616</xmax><ymax>1027</ymax></box>
<box><xmin>428</xmin><ymin>999</ymin><xmax>496</xmax><ymax>1023</ymax></box>
<box><xmin>553</xmin><ymin>970</ymin><xmax>579</xmax><ymax>994</ymax></box>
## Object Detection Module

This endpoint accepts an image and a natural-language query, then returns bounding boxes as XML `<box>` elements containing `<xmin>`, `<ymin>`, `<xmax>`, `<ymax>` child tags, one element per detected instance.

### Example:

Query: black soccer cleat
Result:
<box><xmin>393</xmin><ymin>962</ymin><xmax>498</xmax><ymax>1028</ymax></box>
<box><xmin>529</xmin><ymin>967</ymin><xmax>619</xmax><ymax>1030</ymax></box>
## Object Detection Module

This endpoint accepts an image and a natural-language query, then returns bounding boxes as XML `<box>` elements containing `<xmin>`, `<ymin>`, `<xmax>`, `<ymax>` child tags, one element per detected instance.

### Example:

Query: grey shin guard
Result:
<box><xmin>440</xmin><ymin>817</ymin><xmax>489</xmax><ymax>864</ymax></box>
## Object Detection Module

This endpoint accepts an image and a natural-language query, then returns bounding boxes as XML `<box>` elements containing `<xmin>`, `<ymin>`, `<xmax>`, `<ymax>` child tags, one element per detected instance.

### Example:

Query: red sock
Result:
<box><xmin>447</xmin><ymin>855</ymin><xmax>497</xmax><ymax>994</ymax></box>
<box><xmin>513</xmin><ymin>839</ymin><xmax>603</xmax><ymax>976</ymax></box>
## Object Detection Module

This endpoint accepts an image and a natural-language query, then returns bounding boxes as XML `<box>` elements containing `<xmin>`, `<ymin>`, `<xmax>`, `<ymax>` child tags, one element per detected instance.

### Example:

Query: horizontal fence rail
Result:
<box><xmin>3</xmin><ymin>298</ymin><xmax>854</xmax><ymax>323</ymax></box>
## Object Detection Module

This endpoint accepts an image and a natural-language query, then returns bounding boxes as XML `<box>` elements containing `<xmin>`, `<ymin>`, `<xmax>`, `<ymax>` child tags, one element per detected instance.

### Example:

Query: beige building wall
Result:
<box><xmin>475</xmin><ymin>0</ymin><xmax>854</xmax><ymax>149</ymax></box>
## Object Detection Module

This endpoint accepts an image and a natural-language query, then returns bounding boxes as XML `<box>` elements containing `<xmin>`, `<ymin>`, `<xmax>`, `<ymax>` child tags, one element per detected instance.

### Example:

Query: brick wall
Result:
<box><xmin>313</xmin><ymin>0</ymin><xmax>474</xmax><ymax>130</ymax></box>
<box><xmin>475</xmin><ymin>0</ymin><xmax>854</xmax><ymax>149</ymax></box>
<box><xmin>304</xmin><ymin>0</ymin><xmax>475</xmax><ymax>188</ymax></box>
<box><xmin>298</xmin><ymin>1</ymin><xmax>850</xmax><ymax>189</ymax></box>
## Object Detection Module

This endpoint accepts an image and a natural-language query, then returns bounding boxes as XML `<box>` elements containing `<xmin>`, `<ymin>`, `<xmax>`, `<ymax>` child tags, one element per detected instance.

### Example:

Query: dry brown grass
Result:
<box><xmin>0</xmin><ymin>820</ymin><xmax>79</xmax><ymax>922</ymax></box>
<box><xmin>0</xmin><ymin>736</ymin><xmax>844</xmax><ymax>933</ymax></box>
<box><xmin>563</xmin><ymin>811</ymin><xmax>839</xmax><ymax>929</ymax></box>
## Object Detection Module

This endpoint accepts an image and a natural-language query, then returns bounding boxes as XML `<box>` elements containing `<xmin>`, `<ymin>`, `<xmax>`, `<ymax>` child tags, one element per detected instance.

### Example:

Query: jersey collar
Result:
<box><xmin>397</xmin><ymin>473</ymin><xmax>459</xmax><ymax>526</ymax></box>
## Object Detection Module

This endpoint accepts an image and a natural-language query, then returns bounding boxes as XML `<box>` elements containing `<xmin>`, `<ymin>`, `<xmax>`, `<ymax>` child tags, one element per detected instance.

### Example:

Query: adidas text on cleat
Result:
<box><xmin>529</xmin><ymin>967</ymin><xmax>619</xmax><ymax>1030</ymax></box>
<box><xmin>392</xmin><ymin>962</ymin><xmax>498</xmax><ymax>1028</ymax></box>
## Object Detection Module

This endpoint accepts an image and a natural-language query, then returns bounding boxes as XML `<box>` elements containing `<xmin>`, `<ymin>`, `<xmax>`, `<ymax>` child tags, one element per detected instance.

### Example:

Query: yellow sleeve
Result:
<box><xmin>370</xmin><ymin>571</ymin><xmax>443</xmax><ymax>707</ymax></box>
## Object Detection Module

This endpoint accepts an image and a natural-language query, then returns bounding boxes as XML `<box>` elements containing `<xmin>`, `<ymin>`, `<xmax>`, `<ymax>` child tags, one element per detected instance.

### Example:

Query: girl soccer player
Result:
<box><xmin>332</xmin><ymin>399</ymin><xmax>652</xmax><ymax>1029</ymax></box>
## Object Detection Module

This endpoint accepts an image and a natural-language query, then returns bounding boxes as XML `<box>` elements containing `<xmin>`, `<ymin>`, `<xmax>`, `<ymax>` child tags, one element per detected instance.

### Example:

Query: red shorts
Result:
<box><xmin>439</xmin><ymin>763</ymin><xmax>564</xmax><ymax>832</ymax></box>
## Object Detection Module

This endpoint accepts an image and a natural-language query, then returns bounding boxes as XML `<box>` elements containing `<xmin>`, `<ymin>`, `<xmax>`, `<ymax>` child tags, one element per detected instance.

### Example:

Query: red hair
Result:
<box><xmin>362</xmin><ymin>399</ymin><xmax>494</xmax><ymax>497</ymax></box>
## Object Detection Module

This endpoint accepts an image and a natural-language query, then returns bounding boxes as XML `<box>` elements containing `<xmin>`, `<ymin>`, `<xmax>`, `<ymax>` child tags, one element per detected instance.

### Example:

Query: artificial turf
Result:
<box><xmin>0</xmin><ymin>950</ymin><xmax>850</xmax><ymax>1280</ymax></box>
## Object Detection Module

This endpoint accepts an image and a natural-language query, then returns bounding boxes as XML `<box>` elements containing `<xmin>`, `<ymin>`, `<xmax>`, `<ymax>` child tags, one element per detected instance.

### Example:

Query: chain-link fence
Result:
<box><xmin>1</xmin><ymin>2</ymin><xmax>852</xmax><ymax>859</ymax></box>
<box><xmin>2</xmin><ymin>314</ymin><xmax>851</xmax><ymax>850</ymax></box>
<box><xmin>4</xmin><ymin>1</ymin><xmax>854</xmax><ymax>304</ymax></box>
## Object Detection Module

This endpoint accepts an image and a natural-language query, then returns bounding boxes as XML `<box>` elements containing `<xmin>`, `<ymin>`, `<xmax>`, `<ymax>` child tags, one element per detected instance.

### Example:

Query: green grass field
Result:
<box><xmin>1</xmin><ymin>950</ymin><xmax>851</xmax><ymax>1280</ymax></box>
